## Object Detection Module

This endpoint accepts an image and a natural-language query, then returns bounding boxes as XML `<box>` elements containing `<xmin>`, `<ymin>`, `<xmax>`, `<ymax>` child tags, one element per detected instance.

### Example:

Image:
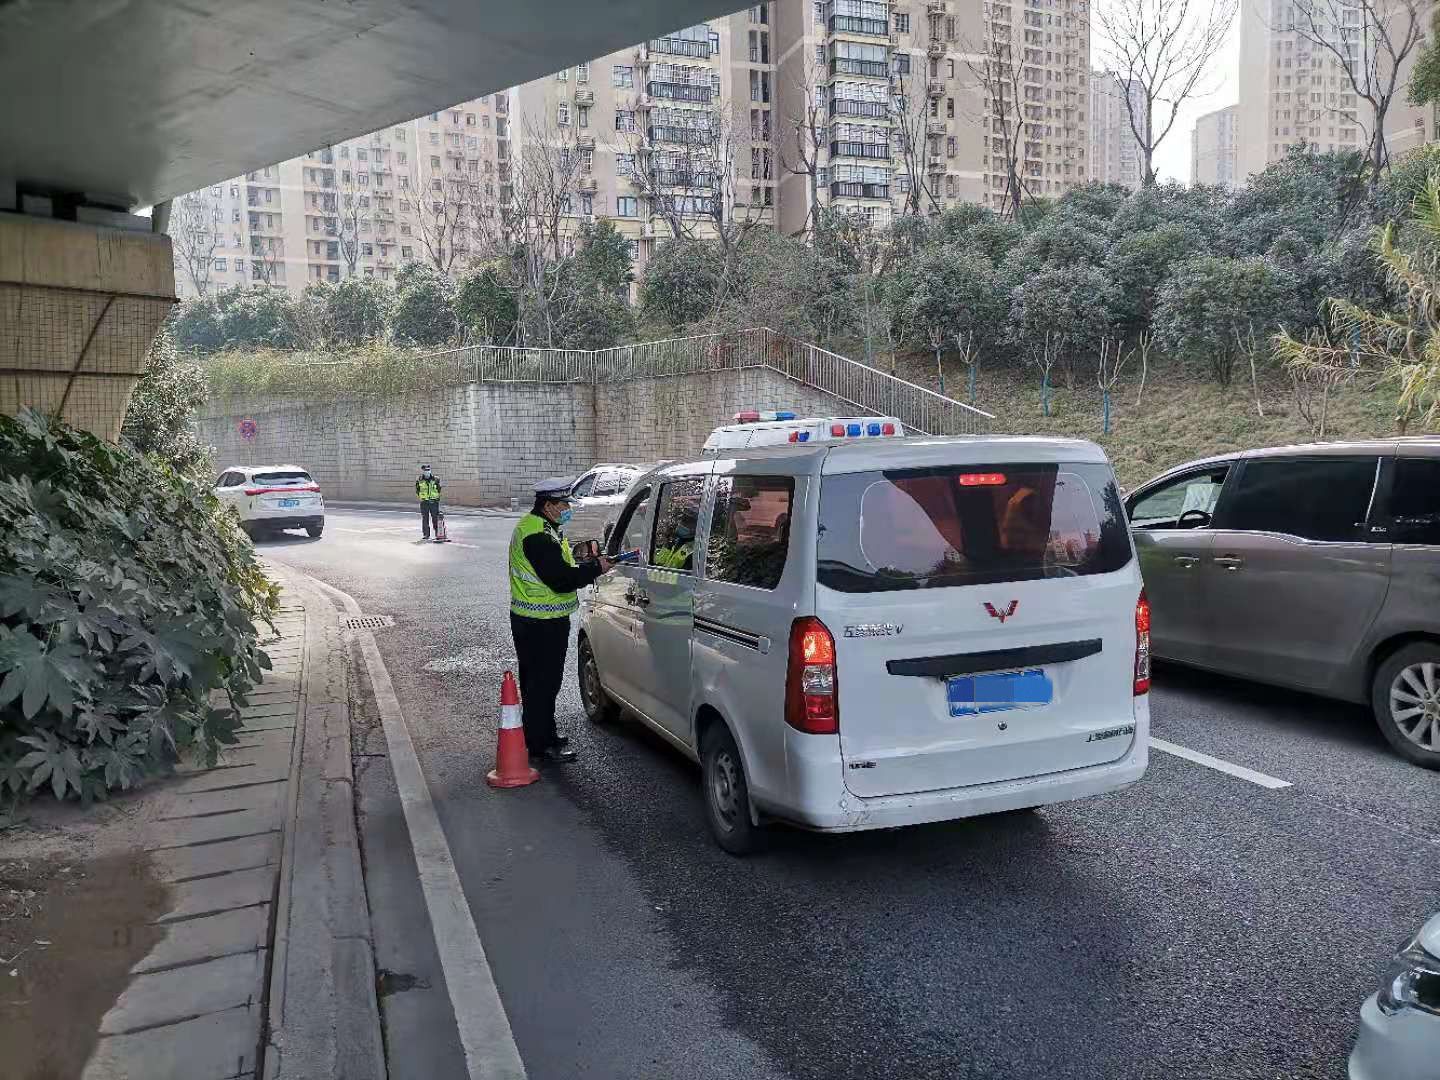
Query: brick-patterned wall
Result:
<box><xmin>198</xmin><ymin>367</ymin><xmax>850</xmax><ymax>506</ymax></box>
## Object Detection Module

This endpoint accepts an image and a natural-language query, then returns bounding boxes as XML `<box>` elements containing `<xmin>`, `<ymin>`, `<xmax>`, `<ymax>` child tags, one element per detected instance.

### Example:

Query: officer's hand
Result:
<box><xmin>596</xmin><ymin>556</ymin><xmax>614</xmax><ymax>574</ymax></box>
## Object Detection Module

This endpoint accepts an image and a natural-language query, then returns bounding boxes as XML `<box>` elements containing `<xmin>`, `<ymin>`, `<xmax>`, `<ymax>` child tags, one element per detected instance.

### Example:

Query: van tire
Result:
<box><xmin>578</xmin><ymin>636</ymin><xmax>619</xmax><ymax>725</ymax></box>
<box><xmin>701</xmin><ymin>724</ymin><xmax>762</xmax><ymax>856</ymax></box>
<box><xmin>306</xmin><ymin>525</ymin><xmax>324</xmax><ymax>539</ymax></box>
<box><xmin>1371</xmin><ymin>642</ymin><xmax>1440</xmax><ymax>769</ymax></box>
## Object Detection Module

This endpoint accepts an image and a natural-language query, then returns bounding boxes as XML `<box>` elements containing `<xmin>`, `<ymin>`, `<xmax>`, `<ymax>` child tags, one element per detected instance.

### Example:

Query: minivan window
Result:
<box><xmin>817</xmin><ymin>462</ymin><xmax>1131</xmax><ymax>592</ymax></box>
<box><xmin>610</xmin><ymin>486</ymin><xmax>652</xmax><ymax>556</ymax></box>
<box><xmin>706</xmin><ymin>475</ymin><xmax>794</xmax><ymax>590</ymax></box>
<box><xmin>252</xmin><ymin>470</ymin><xmax>312</xmax><ymax>484</ymax></box>
<box><xmin>570</xmin><ymin>473</ymin><xmax>596</xmax><ymax>499</ymax></box>
<box><xmin>1129</xmin><ymin>468</ymin><xmax>1228</xmax><ymax>528</ymax></box>
<box><xmin>650</xmin><ymin>478</ymin><xmax>705</xmax><ymax>572</ymax></box>
<box><xmin>1218</xmin><ymin>457</ymin><xmax>1378</xmax><ymax>542</ymax></box>
<box><xmin>1386</xmin><ymin>457</ymin><xmax>1440</xmax><ymax>545</ymax></box>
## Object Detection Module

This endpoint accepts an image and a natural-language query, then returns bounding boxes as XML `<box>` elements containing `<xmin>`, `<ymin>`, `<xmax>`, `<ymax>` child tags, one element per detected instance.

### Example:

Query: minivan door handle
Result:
<box><xmin>1173</xmin><ymin>555</ymin><xmax>1199</xmax><ymax>568</ymax></box>
<box><xmin>1213</xmin><ymin>556</ymin><xmax>1245</xmax><ymax>571</ymax></box>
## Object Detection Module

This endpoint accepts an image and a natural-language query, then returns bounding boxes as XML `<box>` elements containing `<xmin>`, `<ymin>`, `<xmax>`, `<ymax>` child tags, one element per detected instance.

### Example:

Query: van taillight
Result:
<box><xmin>1134</xmin><ymin>590</ymin><xmax>1151</xmax><ymax>696</ymax></box>
<box><xmin>786</xmin><ymin>617</ymin><xmax>838</xmax><ymax>734</ymax></box>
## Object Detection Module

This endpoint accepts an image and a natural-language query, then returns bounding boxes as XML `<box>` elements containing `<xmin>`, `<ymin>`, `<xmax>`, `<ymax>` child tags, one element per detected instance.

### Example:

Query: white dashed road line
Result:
<box><xmin>310</xmin><ymin>575</ymin><xmax>527</xmax><ymax>1080</ymax></box>
<box><xmin>1151</xmin><ymin>737</ymin><xmax>1293</xmax><ymax>790</ymax></box>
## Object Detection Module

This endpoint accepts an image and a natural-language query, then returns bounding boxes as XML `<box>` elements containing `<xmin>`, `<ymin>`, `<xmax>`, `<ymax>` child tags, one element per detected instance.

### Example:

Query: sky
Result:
<box><xmin>1100</xmin><ymin>8</ymin><xmax>1244</xmax><ymax>184</ymax></box>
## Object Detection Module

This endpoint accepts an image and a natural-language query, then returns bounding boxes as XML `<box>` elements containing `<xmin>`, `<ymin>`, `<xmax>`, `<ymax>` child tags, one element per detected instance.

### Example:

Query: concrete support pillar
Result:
<box><xmin>0</xmin><ymin>215</ymin><xmax>175</xmax><ymax>440</ymax></box>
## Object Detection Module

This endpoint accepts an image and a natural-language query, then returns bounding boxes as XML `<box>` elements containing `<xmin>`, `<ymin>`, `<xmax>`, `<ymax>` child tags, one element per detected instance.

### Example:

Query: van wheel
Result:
<box><xmin>578</xmin><ymin>637</ymin><xmax>619</xmax><ymax>725</ymax></box>
<box><xmin>1373</xmin><ymin>643</ymin><xmax>1440</xmax><ymax>769</ymax></box>
<box><xmin>702</xmin><ymin>724</ymin><xmax>761</xmax><ymax>856</ymax></box>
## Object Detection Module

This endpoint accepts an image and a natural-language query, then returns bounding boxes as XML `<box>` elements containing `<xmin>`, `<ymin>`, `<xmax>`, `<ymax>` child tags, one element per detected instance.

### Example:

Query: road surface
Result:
<box><xmin>263</xmin><ymin>507</ymin><xmax>1440</xmax><ymax>1080</ymax></box>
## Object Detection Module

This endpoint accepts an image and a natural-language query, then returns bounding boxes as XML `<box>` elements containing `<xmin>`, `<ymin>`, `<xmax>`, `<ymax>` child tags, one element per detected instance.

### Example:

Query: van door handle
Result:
<box><xmin>1173</xmin><ymin>555</ymin><xmax>1199</xmax><ymax>568</ymax></box>
<box><xmin>1214</xmin><ymin>556</ymin><xmax>1245</xmax><ymax>571</ymax></box>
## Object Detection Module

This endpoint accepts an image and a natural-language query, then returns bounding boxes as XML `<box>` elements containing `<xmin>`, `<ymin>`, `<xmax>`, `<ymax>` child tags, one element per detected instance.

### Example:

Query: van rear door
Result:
<box><xmin>814</xmin><ymin>442</ymin><xmax>1141</xmax><ymax>798</ymax></box>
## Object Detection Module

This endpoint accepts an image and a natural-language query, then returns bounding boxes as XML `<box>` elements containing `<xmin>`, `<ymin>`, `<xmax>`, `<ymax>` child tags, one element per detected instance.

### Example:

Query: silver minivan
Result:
<box><xmin>577</xmin><ymin>436</ymin><xmax>1151</xmax><ymax>853</ymax></box>
<box><xmin>1125</xmin><ymin>438</ymin><xmax>1440</xmax><ymax>768</ymax></box>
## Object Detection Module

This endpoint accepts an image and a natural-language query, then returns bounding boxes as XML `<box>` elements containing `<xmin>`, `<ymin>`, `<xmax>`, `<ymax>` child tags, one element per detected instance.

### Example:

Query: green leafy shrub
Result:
<box><xmin>0</xmin><ymin>410</ymin><xmax>278</xmax><ymax>804</ymax></box>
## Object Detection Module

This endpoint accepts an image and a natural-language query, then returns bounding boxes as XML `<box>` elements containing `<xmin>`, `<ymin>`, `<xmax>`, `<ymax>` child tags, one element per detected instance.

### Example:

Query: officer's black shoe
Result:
<box><xmin>534</xmin><ymin>745</ymin><xmax>576</xmax><ymax>764</ymax></box>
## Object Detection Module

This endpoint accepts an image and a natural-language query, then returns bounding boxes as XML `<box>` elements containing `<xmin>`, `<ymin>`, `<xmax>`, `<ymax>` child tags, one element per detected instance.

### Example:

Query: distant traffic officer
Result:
<box><xmin>416</xmin><ymin>464</ymin><xmax>442</xmax><ymax>541</ymax></box>
<box><xmin>509</xmin><ymin>477</ymin><xmax>612</xmax><ymax>763</ymax></box>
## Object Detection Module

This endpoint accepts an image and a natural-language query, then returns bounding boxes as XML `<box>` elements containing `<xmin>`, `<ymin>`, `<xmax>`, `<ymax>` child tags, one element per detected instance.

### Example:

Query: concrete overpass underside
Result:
<box><xmin>0</xmin><ymin>0</ymin><xmax>748</xmax><ymax>437</ymax></box>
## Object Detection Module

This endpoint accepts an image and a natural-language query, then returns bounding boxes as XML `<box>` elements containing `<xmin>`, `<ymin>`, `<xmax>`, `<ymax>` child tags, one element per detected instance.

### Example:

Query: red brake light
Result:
<box><xmin>1134</xmin><ymin>589</ymin><xmax>1151</xmax><ymax>695</ymax></box>
<box><xmin>958</xmin><ymin>473</ymin><xmax>1007</xmax><ymax>487</ymax></box>
<box><xmin>786</xmin><ymin>617</ymin><xmax>838</xmax><ymax>734</ymax></box>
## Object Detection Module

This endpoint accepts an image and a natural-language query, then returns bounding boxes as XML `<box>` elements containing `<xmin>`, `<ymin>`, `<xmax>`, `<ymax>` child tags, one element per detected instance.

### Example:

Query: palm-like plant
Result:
<box><xmin>1274</xmin><ymin>174</ymin><xmax>1440</xmax><ymax>432</ymax></box>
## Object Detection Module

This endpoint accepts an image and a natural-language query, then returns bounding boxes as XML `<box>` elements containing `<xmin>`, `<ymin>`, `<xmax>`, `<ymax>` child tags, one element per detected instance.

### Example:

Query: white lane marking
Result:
<box><xmin>1151</xmin><ymin>737</ymin><xmax>1293</xmax><ymax>790</ymax></box>
<box><xmin>311</xmin><ymin>576</ymin><xmax>527</xmax><ymax>1080</ymax></box>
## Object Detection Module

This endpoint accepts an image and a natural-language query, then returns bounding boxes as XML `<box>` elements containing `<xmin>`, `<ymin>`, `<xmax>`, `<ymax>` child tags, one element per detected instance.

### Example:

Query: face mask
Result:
<box><xmin>557</xmin><ymin>509</ymin><xmax>573</xmax><ymax>526</ymax></box>
<box><xmin>421</xmin><ymin>470</ymin><xmax>432</xmax><ymax>477</ymax></box>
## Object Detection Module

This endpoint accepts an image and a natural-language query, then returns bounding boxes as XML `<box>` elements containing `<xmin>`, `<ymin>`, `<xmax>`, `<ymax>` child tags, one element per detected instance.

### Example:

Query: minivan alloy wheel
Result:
<box><xmin>1390</xmin><ymin>661</ymin><xmax>1440</xmax><ymax>750</ymax></box>
<box><xmin>709</xmin><ymin>748</ymin><xmax>742</xmax><ymax>831</ymax></box>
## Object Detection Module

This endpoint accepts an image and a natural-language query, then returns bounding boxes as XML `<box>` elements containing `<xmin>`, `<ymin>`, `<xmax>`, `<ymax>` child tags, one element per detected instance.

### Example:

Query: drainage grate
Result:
<box><xmin>343</xmin><ymin>615</ymin><xmax>395</xmax><ymax>631</ymax></box>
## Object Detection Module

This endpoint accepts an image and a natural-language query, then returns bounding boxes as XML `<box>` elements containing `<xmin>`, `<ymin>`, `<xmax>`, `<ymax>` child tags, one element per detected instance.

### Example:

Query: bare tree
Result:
<box><xmin>1285</xmin><ymin>0</ymin><xmax>1425</xmax><ymax>184</ymax></box>
<box><xmin>961</xmin><ymin>39</ymin><xmax>1033</xmax><ymax>218</ymax></box>
<box><xmin>1098</xmin><ymin>0</ymin><xmax>1238</xmax><ymax>186</ymax></box>
<box><xmin>171</xmin><ymin>192</ymin><xmax>220</xmax><ymax>297</ymax></box>
<box><xmin>334</xmin><ymin>168</ymin><xmax>371</xmax><ymax>277</ymax></box>
<box><xmin>890</xmin><ymin>73</ymin><xmax>945</xmax><ymax>217</ymax></box>
<box><xmin>778</xmin><ymin>55</ymin><xmax>831</xmax><ymax>235</ymax></box>
<box><xmin>626</xmin><ymin>99</ymin><xmax>772</xmax><ymax>323</ymax></box>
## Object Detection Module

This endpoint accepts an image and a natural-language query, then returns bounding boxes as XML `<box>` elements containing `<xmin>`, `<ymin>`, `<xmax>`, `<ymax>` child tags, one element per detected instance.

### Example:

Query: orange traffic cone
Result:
<box><xmin>486</xmin><ymin>671</ymin><xmax>539</xmax><ymax>788</ymax></box>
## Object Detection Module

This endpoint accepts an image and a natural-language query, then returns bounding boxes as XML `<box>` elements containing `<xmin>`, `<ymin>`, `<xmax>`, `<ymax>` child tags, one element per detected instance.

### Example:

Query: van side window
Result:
<box><xmin>1218</xmin><ymin>457</ymin><xmax>1379</xmax><ymax>542</ymax></box>
<box><xmin>570</xmin><ymin>474</ymin><xmax>596</xmax><ymax>499</ymax></box>
<box><xmin>1386</xmin><ymin>458</ymin><xmax>1440</xmax><ymax>545</ymax></box>
<box><xmin>706</xmin><ymin>476</ymin><xmax>794</xmax><ymax>590</ymax></box>
<box><xmin>1129</xmin><ymin>468</ymin><xmax>1228</xmax><ymax>529</ymax></box>
<box><xmin>650</xmin><ymin>479</ymin><xmax>706</xmax><ymax>572</ymax></box>
<box><xmin>609</xmin><ymin>486</ymin><xmax>652</xmax><ymax>556</ymax></box>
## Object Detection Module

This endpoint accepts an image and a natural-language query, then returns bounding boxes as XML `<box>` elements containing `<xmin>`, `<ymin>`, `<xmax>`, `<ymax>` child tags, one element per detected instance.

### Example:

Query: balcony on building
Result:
<box><xmin>830</xmin><ymin>96</ymin><xmax>889</xmax><ymax>119</ymax></box>
<box><xmin>647</xmin><ymin>81</ymin><xmax>713</xmax><ymax>104</ymax></box>
<box><xmin>577</xmin><ymin>134</ymin><xmax>597</xmax><ymax>150</ymax></box>
<box><xmin>927</xmin><ymin>118</ymin><xmax>948</xmax><ymax>135</ymax></box>
<box><xmin>575</xmin><ymin>88</ymin><xmax>595</xmax><ymax>106</ymax></box>
<box><xmin>830</xmin><ymin>180</ymin><xmax>890</xmax><ymax>199</ymax></box>
<box><xmin>926</xmin><ymin>79</ymin><xmax>946</xmax><ymax>97</ymax></box>
<box><xmin>654</xmin><ymin>167</ymin><xmax>717</xmax><ymax>188</ymax></box>
<box><xmin>827</xmin><ymin>0</ymin><xmax>890</xmax><ymax>39</ymax></box>
<box><xmin>648</xmin><ymin>123</ymin><xmax>714</xmax><ymax>146</ymax></box>
<box><xmin>578</xmin><ymin>176</ymin><xmax>599</xmax><ymax>192</ymax></box>
<box><xmin>927</xmin><ymin>0</ymin><xmax>949</xmax><ymax>11</ymax></box>
<box><xmin>830</xmin><ymin>138</ymin><xmax>891</xmax><ymax>161</ymax></box>
<box><xmin>830</xmin><ymin>56</ymin><xmax>889</xmax><ymax>78</ymax></box>
<box><xmin>649</xmin><ymin>34</ymin><xmax>712</xmax><ymax>59</ymax></box>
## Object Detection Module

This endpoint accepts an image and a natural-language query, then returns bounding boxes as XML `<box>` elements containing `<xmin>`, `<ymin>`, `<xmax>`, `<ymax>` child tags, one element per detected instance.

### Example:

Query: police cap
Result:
<box><xmin>533</xmin><ymin>476</ymin><xmax>577</xmax><ymax>500</ymax></box>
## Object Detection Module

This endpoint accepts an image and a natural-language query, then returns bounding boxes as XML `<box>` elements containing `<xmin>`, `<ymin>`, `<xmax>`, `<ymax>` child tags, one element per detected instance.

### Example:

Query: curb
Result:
<box><xmin>260</xmin><ymin>564</ymin><xmax>385</xmax><ymax>1080</ymax></box>
<box><xmin>326</xmin><ymin>499</ymin><xmax>522</xmax><ymax>518</ymax></box>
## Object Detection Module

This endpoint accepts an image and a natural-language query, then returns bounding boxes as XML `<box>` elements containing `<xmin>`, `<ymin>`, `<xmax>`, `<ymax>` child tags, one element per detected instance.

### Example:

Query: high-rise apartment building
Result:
<box><xmin>173</xmin><ymin>97</ymin><xmax>507</xmax><ymax>299</ymax></box>
<box><xmin>1236</xmin><ymin>0</ymin><xmax>1368</xmax><ymax>184</ymax></box>
<box><xmin>1191</xmin><ymin>104</ymin><xmax>1239</xmax><ymax>188</ymax></box>
<box><xmin>1088</xmin><ymin>70</ymin><xmax>1145</xmax><ymax>189</ymax></box>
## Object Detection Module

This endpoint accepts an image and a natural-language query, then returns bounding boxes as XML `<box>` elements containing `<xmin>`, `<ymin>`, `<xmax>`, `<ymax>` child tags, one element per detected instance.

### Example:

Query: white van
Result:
<box><xmin>577</xmin><ymin>436</ymin><xmax>1150</xmax><ymax>853</ymax></box>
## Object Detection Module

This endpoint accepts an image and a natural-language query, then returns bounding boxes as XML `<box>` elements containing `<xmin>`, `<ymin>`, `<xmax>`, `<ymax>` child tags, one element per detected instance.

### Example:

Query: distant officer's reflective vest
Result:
<box><xmin>417</xmin><ymin>477</ymin><xmax>441</xmax><ymax>501</ymax></box>
<box><xmin>654</xmin><ymin>541</ymin><xmax>694</xmax><ymax>570</ymax></box>
<box><xmin>509</xmin><ymin>513</ymin><xmax>580</xmax><ymax>619</ymax></box>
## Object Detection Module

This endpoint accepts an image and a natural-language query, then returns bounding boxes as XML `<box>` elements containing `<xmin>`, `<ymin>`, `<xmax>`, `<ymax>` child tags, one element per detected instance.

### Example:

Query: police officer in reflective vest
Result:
<box><xmin>509</xmin><ymin>478</ymin><xmax>612</xmax><ymax>762</ymax></box>
<box><xmin>416</xmin><ymin>465</ymin><xmax>442</xmax><ymax>541</ymax></box>
<box><xmin>653</xmin><ymin>503</ymin><xmax>697</xmax><ymax>571</ymax></box>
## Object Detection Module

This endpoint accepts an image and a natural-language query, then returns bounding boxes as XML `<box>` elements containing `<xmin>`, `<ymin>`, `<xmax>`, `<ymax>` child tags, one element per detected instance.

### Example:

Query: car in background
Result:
<box><xmin>214</xmin><ymin>465</ymin><xmax>325</xmax><ymax>539</ymax></box>
<box><xmin>1124</xmin><ymin>438</ymin><xmax>1440</xmax><ymax>768</ymax></box>
<box><xmin>1349</xmin><ymin>911</ymin><xmax>1440</xmax><ymax>1080</ymax></box>
<box><xmin>565</xmin><ymin>463</ymin><xmax>642</xmax><ymax>546</ymax></box>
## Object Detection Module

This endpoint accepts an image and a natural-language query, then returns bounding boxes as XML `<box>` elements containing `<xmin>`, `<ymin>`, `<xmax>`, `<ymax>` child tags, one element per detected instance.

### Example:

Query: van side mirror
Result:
<box><xmin>1176</xmin><ymin>509</ymin><xmax>1212</xmax><ymax>529</ymax></box>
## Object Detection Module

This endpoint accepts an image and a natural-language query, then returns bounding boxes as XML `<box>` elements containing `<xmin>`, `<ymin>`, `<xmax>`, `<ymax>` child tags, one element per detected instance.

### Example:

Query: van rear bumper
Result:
<box><xmin>767</xmin><ymin>702</ymin><xmax>1150</xmax><ymax>833</ymax></box>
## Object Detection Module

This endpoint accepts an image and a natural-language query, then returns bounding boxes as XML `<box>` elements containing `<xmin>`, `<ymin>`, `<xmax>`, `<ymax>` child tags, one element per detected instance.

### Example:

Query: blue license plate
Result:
<box><xmin>947</xmin><ymin>669</ymin><xmax>1053</xmax><ymax>716</ymax></box>
<box><xmin>277</xmin><ymin>498</ymin><xmax>300</xmax><ymax>508</ymax></box>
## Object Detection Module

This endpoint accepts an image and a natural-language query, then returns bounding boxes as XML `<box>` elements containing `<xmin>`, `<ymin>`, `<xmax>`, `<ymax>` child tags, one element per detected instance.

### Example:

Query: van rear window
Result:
<box><xmin>253</xmin><ymin>471</ymin><xmax>312</xmax><ymax>484</ymax></box>
<box><xmin>817</xmin><ymin>462</ymin><xmax>1131</xmax><ymax>592</ymax></box>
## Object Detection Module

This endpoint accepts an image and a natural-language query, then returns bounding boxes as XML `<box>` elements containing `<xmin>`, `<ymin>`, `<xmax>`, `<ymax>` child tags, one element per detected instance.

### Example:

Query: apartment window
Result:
<box><xmin>617</xmin><ymin>152</ymin><xmax>636</xmax><ymax>177</ymax></box>
<box><xmin>496</xmin><ymin>118</ymin><xmax>509</xmax><ymax>138</ymax></box>
<box><xmin>947</xmin><ymin>136</ymin><xmax>957</xmax><ymax>158</ymax></box>
<box><xmin>558</xmin><ymin>102</ymin><xmax>571</xmax><ymax>125</ymax></box>
<box><xmin>482</xmin><ymin>115</ymin><xmax>491</xmax><ymax>130</ymax></box>
<box><xmin>401</xmin><ymin>224</ymin><xmax>412</xmax><ymax>235</ymax></box>
<box><xmin>402</xmin><ymin>246</ymin><xmax>414</xmax><ymax>260</ymax></box>
<box><xmin>577</xmin><ymin>62</ymin><xmax>589</xmax><ymax>83</ymax></box>
<box><xmin>399</xmin><ymin>176</ymin><xmax>409</xmax><ymax>189</ymax></box>
<box><xmin>946</xmin><ymin>175</ymin><xmax>956</xmax><ymax>197</ymax></box>
<box><xmin>948</xmin><ymin>59</ymin><xmax>955</xmax><ymax>78</ymax></box>
<box><xmin>895</xmin><ymin>53</ymin><xmax>911</xmax><ymax>74</ymax></box>
<box><xmin>362</xmin><ymin>243</ymin><xmax>373</xmax><ymax>256</ymax></box>
<box><xmin>580</xmin><ymin>192</ymin><xmax>594</xmax><ymax>215</ymax></box>
<box><xmin>212</xmin><ymin>257</ymin><xmax>227</xmax><ymax>271</ymax></box>
<box><xmin>229</xmin><ymin>184</ymin><xmax>239</xmax><ymax>197</ymax></box>
<box><xmin>235</xmin><ymin>259</ymin><xmax>244</xmax><ymax>273</ymax></box>
<box><xmin>616</xmin><ymin>109</ymin><xmax>637</xmax><ymax>133</ymax></box>
<box><xmin>397</xmin><ymin>151</ymin><xmax>407</xmax><ymax>164</ymax></box>
<box><xmin>617</xmin><ymin>196</ymin><xmax>638</xmax><ymax>217</ymax></box>
<box><xmin>466</xmin><ymin>113</ymin><xmax>476</xmax><ymax>126</ymax></box>
<box><xmin>930</xmin><ymin>98</ymin><xmax>939</xmax><ymax>117</ymax></box>
<box><xmin>394</xmin><ymin>127</ymin><xmax>405</xmax><ymax>139</ymax></box>
<box><xmin>399</xmin><ymin>198</ymin><xmax>410</xmax><ymax>211</ymax></box>
<box><xmin>895</xmin><ymin>12</ymin><xmax>909</xmax><ymax>32</ymax></box>
<box><xmin>264</xmin><ymin>189</ymin><xmax>273</xmax><ymax>203</ymax></box>
<box><xmin>232</xmin><ymin>208</ymin><xmax>240</xmax><ymax>222</ymax></box>
<box><xmin>946</xmin><ymin>15</ymin><xmax>955</xmax><ymax>38</ymax></box>
<box><xmin>556</xmin><ymin>66</ymin><xmax>568</xmax><ymax>81</ymax></box>
<box><xmin>581</xmin><ymin>149</ymin><xmax>594</xmax><ymax>172</ymax></box>
<box><xmin>466</xmin><ymin>136</ymin><xmax>478</xmax><ymax>149</ymax></box>
<box><xmin>613</xmin><ymin>64</ymin><xmax>634</xmax><ymax>88</ymax></box>
<box><xmin>432</xmin><ymin>179</ymin><xmax>442</xmax><ymax>191</ymax></box>
<box><xmin>814</xmin><ymin>1</ymin><xmax>824</xmax><ymax>23</ymax></box>
<box><xmin>947</xmin><ymin>98</ymin><xmax>955</xmax><ymax>118</ymax></box>
<box><xmin>451</xmin><ymin>111</ymin><xmax>461</xmax><ymax>124</ymax></box>
<box><xmin>579</xmin><ymin>105</ymin><xmax>591</xmax><ymax>128</ymax></box>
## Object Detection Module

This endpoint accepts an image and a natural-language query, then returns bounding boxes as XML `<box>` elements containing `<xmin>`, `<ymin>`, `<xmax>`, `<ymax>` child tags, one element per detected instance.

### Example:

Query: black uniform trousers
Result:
<box><xmin>420</xmin><ymin>499</ymin><xmax>441</xmax><ymax>538</ymax></box>
<box><xmin>509</xmin><ymin>612</ymin><xmax>570</xmax><ymax>753</ymax></box>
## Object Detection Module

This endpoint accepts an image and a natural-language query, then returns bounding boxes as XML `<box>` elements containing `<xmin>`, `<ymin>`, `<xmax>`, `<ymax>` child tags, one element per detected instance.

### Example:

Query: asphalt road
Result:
<box><xmin>264</xmin><ymin>507</ymin><xmax>1440</xmax><ymax>1080</ymax></box>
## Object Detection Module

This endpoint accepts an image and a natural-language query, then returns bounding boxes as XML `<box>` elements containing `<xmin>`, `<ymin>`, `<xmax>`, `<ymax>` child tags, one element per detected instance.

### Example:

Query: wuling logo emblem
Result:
<box><xmin>983</xmin><ymin>601</ymin><xmax>1019</xmax><ymax>623</ymax></box>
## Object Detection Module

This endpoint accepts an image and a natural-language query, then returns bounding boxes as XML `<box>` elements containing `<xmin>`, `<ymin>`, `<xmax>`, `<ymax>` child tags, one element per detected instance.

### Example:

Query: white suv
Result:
<box><xmin>577</xmin><ymin>436</ymin><xmax>1150</xmax><ymax>853</ymax></box>
<box><xmin>213</xmin><ymin>465</ymin><xmax>325</xmax><ymax>539</ymax></box>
